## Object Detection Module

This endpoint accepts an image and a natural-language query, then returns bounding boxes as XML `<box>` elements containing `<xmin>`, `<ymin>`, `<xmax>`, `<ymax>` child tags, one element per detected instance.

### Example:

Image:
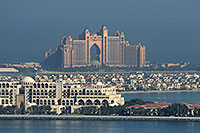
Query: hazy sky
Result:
<box><xmin>0</xmin><ymin>0</ymin><xmax>200</xmax><ymax>64</ymax></box>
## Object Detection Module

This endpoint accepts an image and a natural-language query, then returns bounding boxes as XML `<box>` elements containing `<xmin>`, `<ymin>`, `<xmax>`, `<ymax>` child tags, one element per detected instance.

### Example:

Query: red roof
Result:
<box><xmin>128</xmin><ymin>104</ymin><xmax>144</xmax><ymax>108</ymax></box>
<box><xmin>157</xmin><ymin>102</ymin><xmax>171</xmax><ymax>106</ymax></box>
<box><xmin>156</xmin><ymin>102</ymin><xmax>171</xmax><ymax>108</ymax></box>
<box><xmin>145</xmin><ymin>104</ymin><xmax>161</xmax><ymax>109</ymax></box>
<box><xmin>189</xmin><ymin>104</ymin><xmax>200</xmax><ymax>109</ymax></box>
<box><xmin>127</xmin><ymin>102</ymin><xmax>200</xmax><ymax>109</ymax></box>
<box><xmin>128</xmin><ymin>102</ymin><xmax>171</xmax><ymax>109</ymax></box>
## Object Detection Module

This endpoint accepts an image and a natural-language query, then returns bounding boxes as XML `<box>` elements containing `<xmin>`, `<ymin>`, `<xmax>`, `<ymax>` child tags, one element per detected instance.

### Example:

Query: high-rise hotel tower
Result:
<box><xmin>44</xmin><ymin>26</ymin><xmax>146</xmax><ymax>68</ymax></box>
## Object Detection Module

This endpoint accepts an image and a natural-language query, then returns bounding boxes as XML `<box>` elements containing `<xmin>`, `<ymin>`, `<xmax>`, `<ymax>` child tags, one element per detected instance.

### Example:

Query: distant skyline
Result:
<box><xmin>0</xmin><ymin>0</ymin><xmax>200</xmax><ymax>64</ymax></box>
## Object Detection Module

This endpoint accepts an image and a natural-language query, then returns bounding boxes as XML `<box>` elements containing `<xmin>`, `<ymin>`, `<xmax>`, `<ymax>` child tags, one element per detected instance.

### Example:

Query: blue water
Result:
<box><xmin>123</xmin><ymin>92</ymin><xmax>200</xmax><ymax>104</ymax></box>
<box><xmin>0</xmin><ymin>120</ymin><xmax>199</xmax><ymax>133</ymax></box>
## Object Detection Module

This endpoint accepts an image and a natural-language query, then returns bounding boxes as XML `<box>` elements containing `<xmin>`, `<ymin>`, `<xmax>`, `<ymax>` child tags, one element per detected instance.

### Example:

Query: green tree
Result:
<box><xmin>3</xmin><ymin>106</ymin><xmax>18</xmax><ymax>114</ymax></box>
<box><xmin>124</xmin><ymin>99</ymin><xmax>145</xmax><ymax>107</ymax></box>
<box><xmin>27</xmin><ymin>105</ymin><xmax>52</xmax><ymax>115</ymax></box>
<box><xmin>130</xmin><ymin>108</ymin><xmax>149</xmax><ymax>116</ymax></box>
<box><xmin>163</xmin><ymin>103</ymin><xmax>189</xmax><ymax>116</ymax></box>
<box><xmin>0</xmin><ymin>105</ymin><xmax>3</xmax><ymax>114</ymax></box>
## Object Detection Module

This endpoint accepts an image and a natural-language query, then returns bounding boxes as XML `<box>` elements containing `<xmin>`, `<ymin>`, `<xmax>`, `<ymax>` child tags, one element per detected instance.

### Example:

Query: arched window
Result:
<box><xmin>45</xmin><ymin>83</ymin><xmax>48</xmax><ymax>88</ymax></box>
<box><xmin>44</xmin><ymin>100</ymin><xmax>47</xmax><ymax>105</ymax></box>
<box><xmin>94</xmin><ymin>100</ymin><xmax>100</xmax><ymax>105</ymax></box>
<box><xmin>41</xmin><ymin>90</ymin><xmax>44</xmax><ymax>95</ymax></box>
<box><xmin>33</xmin><ymin>83</ymin><xmax>36</xmax><ymax>88</ymax></box>
<box><xmin>6</xmin><ymin>83</ymin><xmax>9</xmax><ymax>88</ymax></box>
<box><xmin>102</xmin><ymin>100</ymin><xmax>109</xmax><ymax>106</ymax></box>
<box><xmin>2</xmin><ymin>90</ymin><xmax>4</xmax><ymax>95</ymax></box>
<box><xmin>37</xmin><ymin>90</ymin><xmax>40</xmax><ymax>95</ymax></box>
<box><xmin>78</xmin><ymin>100</ymin><xmax>84</xmax><ymax>105</ymax></box>
<box><xmin>40</xmin><ymin>100</ymin><xmax>43</xmax><ymax>105</ymax></box>
<box><xmin>86</xmin><ymin>90</ymin><xmax>89</xmax><ymax>95</ymax></box>
<box><xmin>94</xmin><ymin>90</ymin><xmax>98</xmax><ymax>95</ymax></box>
<box><xmin>41</xmin><ymin>83</ymin><xmax>44</xmax><ymax>88</ymax></box>
<box><xmin>70</xmin><ymin>100</ymin><xmax>73</xmax><ymax>105</ymax></box>
<box><xmin>86</xmin><ymin>100</ymin><xmax>93</xmax><ymax>105</ymax></box>
<box><xmin>2</xmin><ymin>83</ymin><xmax>5</xmax><ymax>88</ymax></box>
<box><xmin>48</xmin><ymin>100</ymin><xmax>51</xmax><ymax>105</ymax></box>
<box><xmin>52</xmin><ymin>100</ymin><xmax>55</xmax><ymax>105</ymax></box>
<box><xmin>62</xmin><ymin>100</ymin><xmax>65</xmax><ymax>105</ymax></box>
<box><xmin>66</xmin><ymin>100</ymin><xmax>69</xmax><ymax>105</ymax></box>
<box><xmin>2</xmin><ymin>99</ymin><xmax>4</xmax><ymax>104</ymax></box>
<box><xmin>37</xmin><ymin>83</ymin><xmax>40</xmax><ymax>88</ymax></box>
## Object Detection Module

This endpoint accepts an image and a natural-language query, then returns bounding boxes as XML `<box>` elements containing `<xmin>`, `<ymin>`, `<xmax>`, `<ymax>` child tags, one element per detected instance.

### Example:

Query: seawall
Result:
<box><xmin>0</xmin><ymin>115</ymin><xmax>200</xmax><ymax>122</ymax></box>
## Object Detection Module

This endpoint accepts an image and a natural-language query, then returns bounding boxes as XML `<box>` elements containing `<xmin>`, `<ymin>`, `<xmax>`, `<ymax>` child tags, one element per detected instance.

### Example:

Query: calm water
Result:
<box><xmin>123</xmin><ymin>91</ymin><xmax>200</xmax><ymax>104</ymax></box>
<box><xmin>0</xmin><ymin>92</ymin><xmax>200</xmax><ymax>132</ymax></box>
<box><xmin>0</xmin><ymin>120</ymin><xmax>200</xmax><ymax>133</ymax></box>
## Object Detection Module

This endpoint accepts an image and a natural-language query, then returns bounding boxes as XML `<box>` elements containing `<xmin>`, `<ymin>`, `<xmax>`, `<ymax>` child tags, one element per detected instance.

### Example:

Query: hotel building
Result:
<box><xmin>0</xmin><ymin>76</ymin><xmax>124</xmax><ymax>113</ymax></box>
<box><xmin>44</xmin><ymin>26</ymin><xmax>146</xmax><ymax>68</ymax></box>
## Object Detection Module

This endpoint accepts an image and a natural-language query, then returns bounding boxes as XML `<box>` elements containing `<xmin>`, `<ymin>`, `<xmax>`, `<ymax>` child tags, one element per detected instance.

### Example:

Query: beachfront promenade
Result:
<box><xmin>1</xmin><ymin>115</ymin><xmax>200</xmax><ymax>122</ymax></box>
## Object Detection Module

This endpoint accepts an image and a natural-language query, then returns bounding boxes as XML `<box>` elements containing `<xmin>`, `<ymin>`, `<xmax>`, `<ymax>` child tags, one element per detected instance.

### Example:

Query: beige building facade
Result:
<box><xmin>44</xmin><ymin>26</ymin><xmax>146</xmax><ymax>68</ymax></box>
<box><xmin>0</xmin><ymin>77</ymin><xmax>124</xmax><ymax>113</ymax></box>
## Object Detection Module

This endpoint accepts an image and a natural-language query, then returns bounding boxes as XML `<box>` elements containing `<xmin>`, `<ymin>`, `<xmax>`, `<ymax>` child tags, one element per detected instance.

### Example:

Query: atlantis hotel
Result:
<box><xmin>44</xmin><ymin>26</ymin><xmax>146</xmax><ymax>68</ymax></box>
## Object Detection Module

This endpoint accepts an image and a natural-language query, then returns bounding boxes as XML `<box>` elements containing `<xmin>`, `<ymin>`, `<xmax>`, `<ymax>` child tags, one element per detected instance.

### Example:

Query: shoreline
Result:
<box><xmin>117</xmin><ymin>89</ymin><xmax>200</xmax><ymax>94</ymax></box>
<box><xmin>38</xmin><ymin>70</ymin><xmax>199</xmax><ymax>74</ymax></box>
<box><xmin>0</xmin><ymin>115</ymin><xmax>200</xmax><ymax>122</ymax></box>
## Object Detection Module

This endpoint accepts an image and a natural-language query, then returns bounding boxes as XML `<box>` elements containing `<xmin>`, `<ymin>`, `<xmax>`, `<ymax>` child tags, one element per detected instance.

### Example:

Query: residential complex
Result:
<box><xmin>44</xmin><ymin>26</ymin><xmax>146</xmax><ymax>68</ymax></box>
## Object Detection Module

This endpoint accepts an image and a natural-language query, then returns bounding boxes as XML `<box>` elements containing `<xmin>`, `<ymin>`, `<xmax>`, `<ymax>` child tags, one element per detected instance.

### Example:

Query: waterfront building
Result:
<box><xmin>4</xmin><ymin>62</ymin><xmax>41</xmax><ymax>68</ymax></box>
<box><xmin>44</xmin><ymin>26</ymin><xmax>146</xmax><ymax>68</ymax></box>
<box><xmin>0</xmin><ymin>68</ymin><xmax>19</xmax><ymax>73</ymax></box>
<box><xmin>0</xmin><ymin>76</ymin><xmax>124</xmax><ymax>114</ymax></box>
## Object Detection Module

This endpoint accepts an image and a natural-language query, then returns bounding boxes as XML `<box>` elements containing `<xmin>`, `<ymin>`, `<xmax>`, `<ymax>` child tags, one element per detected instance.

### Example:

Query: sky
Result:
<box><xmin>0</xmin><ymin>0</ymin><xmax>200</xmax><ymax>64</ymax></box>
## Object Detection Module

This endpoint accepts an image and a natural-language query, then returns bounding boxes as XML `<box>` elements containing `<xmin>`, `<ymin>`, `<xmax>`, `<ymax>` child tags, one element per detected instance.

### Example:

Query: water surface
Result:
<box><xmin>0</xmin><ymin>120</ymin><xmax>199</xmax><ymax>133</ymax></box>
<box><xmin>123</xmin><ymin>92</ymin><xmax>200</xmax><ymax>104</ymax></box>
